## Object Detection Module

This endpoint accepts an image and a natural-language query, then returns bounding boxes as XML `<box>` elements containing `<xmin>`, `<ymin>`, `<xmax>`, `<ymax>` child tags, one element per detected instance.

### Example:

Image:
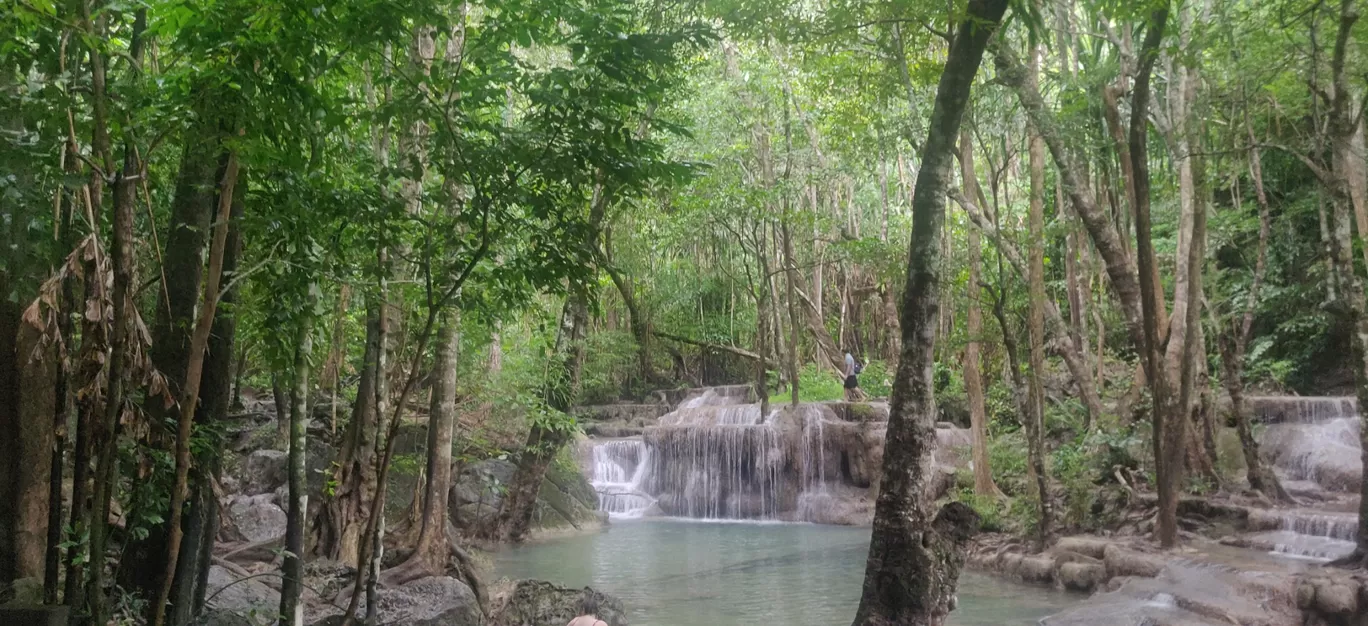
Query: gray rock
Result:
<box><xmin>310</xmin><ymin>576</ymin><xmax>482</xmax><ymax>626</ymax></box>
<box><xmin>205</xmin><ymin>565</ymin><xmax>278</xmax><ymax>623</ymax></box>
<box><xmin>243</xmin><ymin>450</ymin><xmax>289</xmax><ymax>496</ymax></box>
<box><xmin>226</xmin><ymin>494</ymin><xmax>287</xmax><ymax>542</ymax></box>
<box><xmin>490</xmin><ymin>580</ymin><xmax>626</xmax><ymax>626</ymax></box>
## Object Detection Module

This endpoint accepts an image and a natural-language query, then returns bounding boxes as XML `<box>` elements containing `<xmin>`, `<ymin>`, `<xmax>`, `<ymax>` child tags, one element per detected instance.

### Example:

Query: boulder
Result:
<box><xmin>206</xmin><ymin>565</ymin><xmax>279</xmax><ymax>623</ymax></box>
<box><xmin>450</xmin><ymin>458</ymin><xmax>603</xmax><ymax>535</ymax></box>
<box><xmin>243</xmin><ymin>450</ymin><xmax>289</xmax><ymax>496</ymax></box>
<box><xmin>490</xmin><ymin>580</ymin><xmax>627</xmax><ymax>626</ymax></box>
<box><xmin>1058</xmin><ymin>562</ymin><xmax>1107</xmax><ymax>593</ymax></box>
<box><xmin>310</xmin><ymin>576</ymin><xmax>482</xmax><ymax>626</ymax></box>
<box><xmin>0</xmin><ymin>607</ymin><xmax>69</xmax><ymax>626</ymax></box>
<box><xmin>226</xmin><ymin>494</ymin><xmax>287</xmax><ymax>542</ymax></box>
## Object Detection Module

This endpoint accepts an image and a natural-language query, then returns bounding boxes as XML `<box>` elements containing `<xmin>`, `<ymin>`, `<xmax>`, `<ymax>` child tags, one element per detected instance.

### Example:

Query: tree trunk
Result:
<box><xmin>85</xmin><ymin>8</ymin><xmax>144</xmax><ymax>621</ymax></box>
<box><xmin>152</xmin><ymin>153</ymin><xmax>240</xmax><ymax>626</ymax></box>
<box><xmin>1128</xmin><ymin>5</ymin><xmax>1180</xmax><ymax>549</ymax></box>
<box><xmin>384</xmin><ymin>312</ymin><xmax>458</xmax><ymax>584</ymax></box>
<box><xmin>278</xmin><ymin>292</ymin><xmax>315</xmax><ymax>626</ymax></box>
<box><xmin>1217</xmin><ymin>135</ymin><xmax>1288</xmax><ymax>501</ymax></box>
<box><xmin>959</xmin><ymin>126</ymin><xmax>1002</xmax><ymax>499</ymax></box>
<box><xmin>122</xmin><ymin>92</ymin><xmax>229</xmax><ymax>607</ymax></box>
<box><xmin>310</xmin><ymin>306</ymin><xmax>380</xmax><ymax>566</ymax></box>
<box><xmin>273</xmin><ymin>371</ymin><xmax>292</xmax><ymax>445</ymax></box>
<box><xmin>13</xmin><ymin>321</ymin><xmax>57</xmax><ymax>582</ymax></box>
<box><xmin>851</xmin><ymin>2</ymin><xmax>1004</xmax><ymax>623</ymax></box>
<box><xmin>169</xmin><ymin>165</ymin><xmax>246</xmax><ymax>626</ymax></box>
<box><xmin>0</xmin><ymin>300</ymin><xmax>19</xmax><ymax>584</ymax></box>
<box><xmin>490</xmin><ymin>288</ymin><xmax>589</xmax><ymax>543</ymax></box>
<box><xmin>1025</xmin><ymin>45</ymin><xmax>1053</xmax><ymax>548</ymax></box>
<box><xmin>1314</xmin><ymin>0</ymin><xmax>1368</xmax><ymax>566</ymax></box>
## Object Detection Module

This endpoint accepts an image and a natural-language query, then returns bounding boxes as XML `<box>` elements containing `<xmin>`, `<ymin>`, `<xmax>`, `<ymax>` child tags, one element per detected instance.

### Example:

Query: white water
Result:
<box><xmin>1249</xmin><ymin>396</ymin><xmax>1362</xmax><ymax>561</ymax></box>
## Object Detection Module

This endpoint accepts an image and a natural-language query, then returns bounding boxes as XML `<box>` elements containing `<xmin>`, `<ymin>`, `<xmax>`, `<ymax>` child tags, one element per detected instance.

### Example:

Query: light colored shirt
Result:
<box><xmin>845</xmin><ymin>353</ymin><xmax>855</xmax><ymax>377</ymax></box>
<box><xmin>567</xmin><ymin>617</ymin><xmax>608</xmax><ymax>626</ymax></box>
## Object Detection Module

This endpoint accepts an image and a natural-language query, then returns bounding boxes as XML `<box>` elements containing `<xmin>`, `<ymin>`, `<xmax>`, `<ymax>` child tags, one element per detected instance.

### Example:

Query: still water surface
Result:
<box><xmin>494</xmin><ymin>520</ymin><xmax>1077</xmax><ymax>625</ymax></box>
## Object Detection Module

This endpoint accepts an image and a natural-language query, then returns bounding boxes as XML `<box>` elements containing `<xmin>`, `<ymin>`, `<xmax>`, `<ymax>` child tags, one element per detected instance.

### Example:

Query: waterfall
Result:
<box><xmin>1254</xmin><ymin>397</ymin><xmax>1363</xmax><ymax>493</ymax></box>
<box><xmin>643</xmin><ymin>425</ymin><xmax>789</xmax><ymax>519</ymax></box>
<box><xmin>583</xmin><ymin>387</ymin><xmax>972</xmax><ymax>523</ymax></box>
<box><xmin>1240</xmin><ymin>395</ymin><xmax>1363</xmax><ymax>561</ymax></box>
<box><xmin>590</xmin><ymin>439</ymin><xmax>657</xmax><ymax>518</ymax></box>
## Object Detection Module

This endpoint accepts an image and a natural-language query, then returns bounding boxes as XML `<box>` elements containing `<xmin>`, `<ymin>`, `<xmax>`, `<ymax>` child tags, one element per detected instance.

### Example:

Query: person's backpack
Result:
<box><xmin>853</xmin><ymin>361</ymin><xmax>864</xmax><ymax>375</ymax></box>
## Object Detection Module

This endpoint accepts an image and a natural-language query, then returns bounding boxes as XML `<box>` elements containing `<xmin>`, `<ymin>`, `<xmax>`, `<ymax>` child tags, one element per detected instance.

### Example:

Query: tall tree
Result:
<box><xmin>851</xmin><ymin>1</ymin><xmax>1006</xmax><ymax>623</ymax></box>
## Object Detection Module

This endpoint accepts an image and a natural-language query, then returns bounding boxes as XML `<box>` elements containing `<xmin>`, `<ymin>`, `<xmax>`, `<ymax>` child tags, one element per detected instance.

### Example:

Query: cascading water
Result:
<box><xmin>590</xmin><ymin>439</ymin><xmax>657</xmax><ymax>518</ymax></box>
<box><xmin>1245</xmin><ymin>508</ymin><xmax>1358</xmax><ymax>560</ymax></box>
<box><xmin>1244</xmin><ymin>395</ymin><xmax>1363</xmax><ymax>561</ymax></box>
<box><xmin>583</xmin><ymin>386</ymin><xmax>971</xmax><ymax>524</ymax></box>
<box><xmin>1256</xmin><ymin>396</ymin><xmax>1363</xmax><ymax>494</ymax></box>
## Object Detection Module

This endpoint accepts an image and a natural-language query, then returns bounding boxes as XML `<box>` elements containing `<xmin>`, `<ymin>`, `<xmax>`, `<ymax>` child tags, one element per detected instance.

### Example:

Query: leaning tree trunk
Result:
<box><xmin>490</xmin><ymin>288</ymin><xmax>589</xmax><ymax>543</ymax></box>
<box><xmin>850</xmin><ymin>1</ymin><xmax>1005</xmax><ymax>623</ymax></box>
<box><xmin>1218</xmin><ymin>136</ymin><xmax>1288</xmax><ymax>501</ymax></box>
<box><xmin>169</xmin><ymin>165</ymin><xmax>247</xmax><ymax>626</ymax></box>
<box><xmin>121</xmin><ymin>102</ymin><xmax>227</xmax><ymax>607</ymax></box>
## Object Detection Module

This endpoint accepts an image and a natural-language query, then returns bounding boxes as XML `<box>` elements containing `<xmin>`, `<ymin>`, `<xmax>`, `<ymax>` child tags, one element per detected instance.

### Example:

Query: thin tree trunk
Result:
<box><xmin>1024</xmin><ymin>45</ymin><xmax>1053</xmax><ymax>548</ymax></box>
<box><xmin>959</xmin><ymin>126</ymin><xmax>1002</xmax><ymax>499</ymax></box>
<box><xmin>278</xmin><ymin>292</ymin><xmax>315</xmax><ymax>626</ymax></box>
<box><xmin>1218</xmin><ymin>131</ymin><xmax>1288</xmax><ymax>500</ymax></box>
<box><xmin>85</xmin><ymin>7</ymin><xmax>143</xmax><ymax>621</ymax></box>
<box><xmin>851</xmin><ymin>2</ymin><xmax>1005</xmax><ymax>622</ymax></box>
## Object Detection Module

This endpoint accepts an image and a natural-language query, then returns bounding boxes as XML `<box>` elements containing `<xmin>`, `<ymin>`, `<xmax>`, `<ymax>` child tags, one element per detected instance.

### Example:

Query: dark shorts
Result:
<box><xmin>844</xmin><ymin>375</ymin><xmax>859</xmax><ymax>390</ymax></box>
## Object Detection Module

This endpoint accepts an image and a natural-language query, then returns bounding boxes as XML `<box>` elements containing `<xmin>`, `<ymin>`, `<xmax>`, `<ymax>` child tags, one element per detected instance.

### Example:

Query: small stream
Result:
<box><xmin>494</xmin><ymin>520</ymin><xmax>1078</xmax><ymax>625</ymax></box>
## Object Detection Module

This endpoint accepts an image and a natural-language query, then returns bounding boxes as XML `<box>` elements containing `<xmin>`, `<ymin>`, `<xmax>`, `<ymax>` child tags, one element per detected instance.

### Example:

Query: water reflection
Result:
<box><xmin>493</xmin><ymin>520</ymin><xmax>1077</xmax><ymax>625</ymax></box>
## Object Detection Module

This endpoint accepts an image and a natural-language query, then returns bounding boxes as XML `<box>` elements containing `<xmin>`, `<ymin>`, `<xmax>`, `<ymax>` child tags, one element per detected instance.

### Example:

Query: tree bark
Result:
<box><xmin>1025</xmin><ymin>45</ymin><xmax>1053</xmax><ymax>548</ymax></box>
<box><xmin>152</xmin><ymin>152</ymin><xmax>240</xmax><ymax>626</ymax></box>
<box><xmin>958</xmin><ymin>127</ymin><xmax>1002</xmax><ymax>499</ymax></box>
<box><xmin>384</xmin><ymin>312</ymin><xmax>458</xmax><ymax>584</ymax></box>
<box><xmin>278</xmin><ymin>291</ymin><xmax>315</xmax><ymax>626</ymax></box>
<box><xmin>850</xmin><ymin>2</ymin><xmax>1004</xmax><ymax>623</ymax></box>
<box><xmin>1128</xmin><ymin>4</ymin><xmax>1180</xmax><ymax>549</ymax></box>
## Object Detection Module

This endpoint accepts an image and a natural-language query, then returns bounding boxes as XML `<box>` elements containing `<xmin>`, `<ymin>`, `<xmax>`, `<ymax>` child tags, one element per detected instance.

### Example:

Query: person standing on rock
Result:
<box><xmin>844</xmin><ymin>349</ymin><xmax>866</xmax><ymax>402</ymax></box>
<box><xmin>566</xmin><ymin>597</ymin><xmax>609</xmax><ymax>626</ymax></box>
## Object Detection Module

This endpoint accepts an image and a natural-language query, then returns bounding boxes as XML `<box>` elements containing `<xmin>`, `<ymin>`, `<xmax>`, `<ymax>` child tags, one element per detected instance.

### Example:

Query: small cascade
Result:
<box><xmin>1242</xmin><ymin>396</ymin><xmax>1363</xmax><ymax>562</ymax></box>
<box><xmin>1245</xmin><ymin>509</ymin><xmax>1358</xmax><ymax>561</ymax></box>
<box><xmin>589</xmin><ymin>439</ymin><xmax>657</xmax><ymax>518</ymax></box>
<box><xmin>796</xmin><ymin>405</ymin><xmax>829</xmax><ymax>520</ymax></box>
<box><xmin>1246</xmin><ymin>395</ymin><xmax>1358</xmax><ymax>423</ymax></box>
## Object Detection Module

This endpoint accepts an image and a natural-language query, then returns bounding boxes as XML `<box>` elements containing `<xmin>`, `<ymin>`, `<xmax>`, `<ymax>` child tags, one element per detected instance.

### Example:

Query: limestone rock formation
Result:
<box><xmin>489</xmin><ymin>580</ymin><xmax>627</xmax><ymax>626</ymax></box>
